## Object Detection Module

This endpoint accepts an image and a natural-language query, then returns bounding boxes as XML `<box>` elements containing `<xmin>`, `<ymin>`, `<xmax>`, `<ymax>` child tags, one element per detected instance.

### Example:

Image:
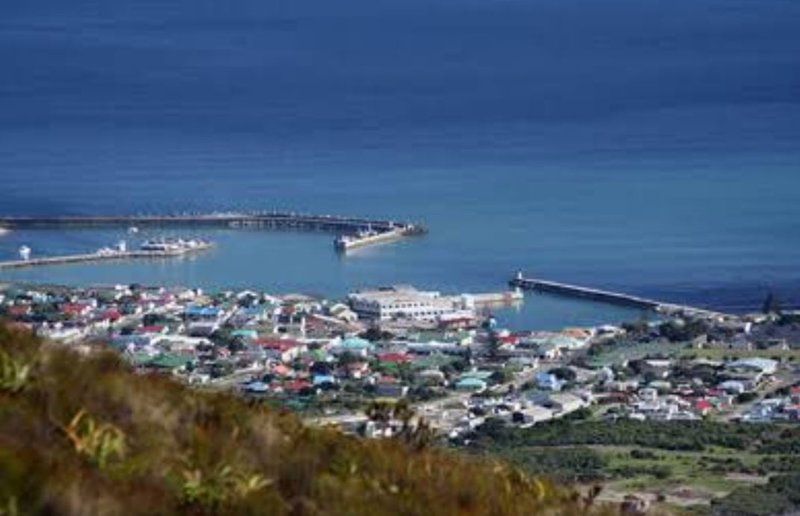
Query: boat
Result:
<box><xmin>140</xmin><ymin>237</ymin><xmax>212</xmax><ymax>253</ymax></box>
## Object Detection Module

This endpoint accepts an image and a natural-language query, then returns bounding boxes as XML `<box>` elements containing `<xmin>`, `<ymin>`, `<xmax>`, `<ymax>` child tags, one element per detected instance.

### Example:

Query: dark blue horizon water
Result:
<box><xmin>2</xmin><ymin>0</ymin><xmax>799</xmax><ymax>329</ymax></box>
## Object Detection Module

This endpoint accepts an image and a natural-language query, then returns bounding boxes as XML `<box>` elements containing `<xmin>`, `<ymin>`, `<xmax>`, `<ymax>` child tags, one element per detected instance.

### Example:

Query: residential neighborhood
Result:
<box><xmin>2</xmin><ymin>282</ymin><xmax>799</xmax><ymax>441</ymax></box>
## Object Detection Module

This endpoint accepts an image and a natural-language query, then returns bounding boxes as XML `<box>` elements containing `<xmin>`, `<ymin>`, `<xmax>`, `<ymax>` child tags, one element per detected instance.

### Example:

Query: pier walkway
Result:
<box><xmin>0</xmin><ymin>212</ymin><xmax>424</xmax><ymax>234</ymax></box>
<box><xmin>510</xmin><ymin>274</ymin><xmax>732</xmax><ymax>319</ymax></box>
<box><xmin>0</xmin><ymin>245</ymin><xmax>213</xmax><ymax>270</ymax></box>
<box><xmin>0</xmin><ymin>212</ymin><xmax>426</xmax><ymax>252</ymax></box>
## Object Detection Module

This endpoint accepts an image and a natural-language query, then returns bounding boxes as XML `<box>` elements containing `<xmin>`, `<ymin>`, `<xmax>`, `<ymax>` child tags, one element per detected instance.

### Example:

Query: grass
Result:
<box><xmin>0</xmin><ymin>324</ymin><xmax>605</xmax><ymax>515</ymax></box>
<box><xmin>587</xmin><ymin>341</ymin><xmax>687</xmax><ymax>366</ymax></box>
<box><xmin>678</xmin><ymin>347</ymin><xmax>800</xmax><ymax>361</ymax></box>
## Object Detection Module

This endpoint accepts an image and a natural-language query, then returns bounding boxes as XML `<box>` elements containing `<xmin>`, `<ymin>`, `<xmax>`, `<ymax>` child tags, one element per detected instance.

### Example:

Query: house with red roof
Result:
<box><xmin>61</xmin><ymin>303</ymin><xmax>93</xmax><ymax>318</ymax></box>
<box><xmin>137</xmin><ymin>325</ymin><xmax>168</xmax><ymax>335</ymax></box>
<box><xmin>256</xmin><ymin>338</ymin><xmax>306</xmax><ymax>363</ymax></box>
<box><xmin>377</xmin><ymin>352</ymin><xmax>412</xmax><ymax>364</ymax></box>
<box><xmin>284</xmin><ymin>379</ymin><xmax>312</xmax><ymax>394</ymax></box>
<box><xmin>6</xmin><ymin>305</ymin><xmax>32</xmax><ymax>318</ymax></box>
<box><xmin>693</xmin><ymin>399</ymin><xmax>714</xmax><ymax>416</ymax></box>
<box><xmin>100</xmin><ymin>309</ymin><xmax>122</xmax><ymax>323</ymax></box>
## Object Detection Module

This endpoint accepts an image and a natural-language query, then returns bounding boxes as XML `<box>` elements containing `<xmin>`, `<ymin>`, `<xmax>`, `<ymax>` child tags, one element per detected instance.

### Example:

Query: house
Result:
<box><xmin>312</xmin><ymin>374</ymin><xmax>337</xmax><ymax>387</ymax></box>
<box><xmin>455</xmin><ymin>377</ymin><xmax>487</xmax><ymax>392</ymax></box>
<box><xmin>328</xmin><ymin>303</ymin><xmax>359</xmax><ymax>323</ymax></box>
<box><xmin>416</xmin><ymin>368</ymin><xmax>446</xmax><ymax>386</ymax></box>
<box><xmin>377</xmin><ymin>352</ymin><xmax>412</xmax><ymax>365</ymax></box>
<box><xmin>231</xmin><ymin>329</ymin><xmax>259</xmax><ymax>341</ymax></box>
<box><xmin>694</xmin><ymin>399</ymin><xmax>714</xmax><ymax>416</ymax></box>
<box><xmin>184</xmin><ymin>305</ymin><xmax>225</xmax><ymax>321</ymax></box>
<box><xmin>137</xmin><ymin>325</ymin><xmax>168</xmax><ymax>335</ymax></box>
<box><xmin>638</xmin><ymin>387</ymin><xmax>658</xmax><ymax>402</ymax></box>
<box><xmin>243</xmin><ymin>381</ymin><xmax>269</xmax><ymax>394</ymax></box>
<box><xmin>535</xmin><ymin>372</ymin><xmax>564</xmax><ymax>391</ymax></box>
<box><xmin>256</xmin><ymin>338</ymin><xmax>306</xmax><ymax>363</ymax></box>
<box><xmin>542</xmin><ymin>393</ymin><xmax>588</xmax><ymax>414</ymax></box>
<box><xmin>519</xmin><ymin>405</ymin><xmax>554</xmax><ymax>424</ymax></box>
<box><xmin>719</xmin><ymin>380</ymin><xmax>746</xmax><ymax>395</ymax></box>
<box><xmin>641</xmin><ymin>359</ymin><xmax>672</xmax><ymax>380</ymax></box>
<box><xmin>7</xmin><ymin>305</ymin><xmax>32</xmax><ymax>318</ymax></box>
<box><xmin>535</xmin><ymin>344</ymin><xmax>562</xmax><ymax>361</ymax></box>
<box><xmin>332</xmin><ymin>337</ymin><xmax>374</xmax><ymax>357</ymax></box>
<box><xmin>728</xmin><ymin>358</ymin><xmax>778</xmax><ymax>376</ymax></box>
<box><xmin>344</xmin><ymin>361</ymin><xmax>370</xmax><ymax>379</ymax></box>
<box><xmin>61</xmin><ymin>303</ymin><xmax>93</xmax><ymax>318</ymax></box>
<box><xmin>375</xmin><ymin>377</ymin><xmax>409</xmax><ymax>398</ymax></box>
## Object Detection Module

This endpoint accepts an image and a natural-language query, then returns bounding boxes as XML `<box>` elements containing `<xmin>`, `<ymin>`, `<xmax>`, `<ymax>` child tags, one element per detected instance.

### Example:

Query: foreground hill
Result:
<box><xmin>0</xmin><ymin>325</ymin><xmax>597</xmax><ymax>515</ymax></box>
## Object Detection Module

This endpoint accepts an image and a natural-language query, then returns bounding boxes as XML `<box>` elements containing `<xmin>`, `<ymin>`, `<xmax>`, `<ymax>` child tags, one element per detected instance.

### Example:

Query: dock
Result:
<box><xmin>510</xmin><ymin>273</ymin><xmax>731</xmax><ymax>319</ymax></box>
<box><xmin>0</xmin><ymin>212</ymin><xmax>426</xmax><ymax>252</ymax></box>
<box><xmin>0</xmin><ymin>244</ymin><xmax>213</xmax><ymax>270</ymax></box>
<box><xmin>334</xmin><ymin>227</ymin><xmax>414</xmax><ymax>251</ymax></box>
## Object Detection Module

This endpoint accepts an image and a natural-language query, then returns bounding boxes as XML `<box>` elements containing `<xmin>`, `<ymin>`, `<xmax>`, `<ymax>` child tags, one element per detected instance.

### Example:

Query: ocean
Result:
<box><xmin>1</xmin><ymin>0</ymin><xmax>799</xmax><ymax>329</ymax></box>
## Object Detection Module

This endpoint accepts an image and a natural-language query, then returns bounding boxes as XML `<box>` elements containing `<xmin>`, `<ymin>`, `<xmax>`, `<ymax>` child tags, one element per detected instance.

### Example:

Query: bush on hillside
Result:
<box><xmin>0</xmin><ymin>325</ymin><xmax>600</xmax><ymax>515</ymax></box>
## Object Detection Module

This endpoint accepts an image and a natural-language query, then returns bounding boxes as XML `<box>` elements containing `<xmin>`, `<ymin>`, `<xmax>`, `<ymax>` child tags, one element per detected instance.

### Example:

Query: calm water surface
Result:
<box><xmin>2</xmin><ymin>0</ymin><xmax>799</xmax><ymax>328</ymax></box>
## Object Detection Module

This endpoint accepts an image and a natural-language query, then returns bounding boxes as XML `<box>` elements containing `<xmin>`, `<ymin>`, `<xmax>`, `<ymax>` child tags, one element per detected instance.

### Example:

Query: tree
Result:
<box><xmin>548</xmin><ymin>367</ymin><xmax>576</xmax><ymax>382</ymax></box>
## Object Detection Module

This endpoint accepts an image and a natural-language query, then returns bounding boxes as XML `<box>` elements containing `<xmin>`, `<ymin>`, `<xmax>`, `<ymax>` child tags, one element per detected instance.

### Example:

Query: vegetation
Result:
<box><xmin>471</xmin><ymin>418</ymin><xmax>800</xmax><ymax>453</ymax></box>
<box><xmin>712</xmin><ymin>473</ymin><xmax>800</xmax><ymax>515</ymax></box>
<box><xmin>0</xmin><ymin>325</ymin><xmax>598</xmax><ymax>515</ymax></box>
<box><xmin>495</xmin><ymin>447</ymin><xmax>608</xmax><ymax>483</ymax></box>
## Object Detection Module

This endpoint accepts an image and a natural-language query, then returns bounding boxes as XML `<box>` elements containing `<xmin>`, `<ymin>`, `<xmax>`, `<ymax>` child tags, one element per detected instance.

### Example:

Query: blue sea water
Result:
<box><xmin>1</xmin><ymin>0</ymin><xmax>799</xmax><ymax>329</ymax></box>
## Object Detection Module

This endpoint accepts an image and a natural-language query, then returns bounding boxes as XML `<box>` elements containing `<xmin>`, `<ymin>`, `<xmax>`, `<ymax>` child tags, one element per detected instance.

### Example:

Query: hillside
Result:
<box><xmin>0</xmin><ymin>325</ymin><xmax>596</xmax><ymax>516</ymax></box>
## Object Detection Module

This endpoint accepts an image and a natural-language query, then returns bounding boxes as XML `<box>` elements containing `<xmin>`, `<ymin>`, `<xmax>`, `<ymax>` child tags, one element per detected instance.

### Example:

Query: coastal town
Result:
<box><xmin>2</xmin><ymin>279</ymin><xmax>798</xmax><ymax>441</ymax></box>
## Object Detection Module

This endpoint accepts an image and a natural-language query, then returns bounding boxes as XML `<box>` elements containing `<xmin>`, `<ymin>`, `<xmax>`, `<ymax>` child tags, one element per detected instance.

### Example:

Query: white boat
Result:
<box><xmin>18</xmin><ymin>246</ymin><xmax>31</xmax><ymax>260</ymax></box>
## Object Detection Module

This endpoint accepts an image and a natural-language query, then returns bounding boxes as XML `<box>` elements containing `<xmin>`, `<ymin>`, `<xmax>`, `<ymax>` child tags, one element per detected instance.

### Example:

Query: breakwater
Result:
<box><xmin>510</xmin><ymin>273</ymin><xmax>731</xmax><ymax>319</ymax></box>
<box><xmin>0</xmin><ymin>213</ymin><xmax>424</xmax><ymax>233</ymax></box>
<box><xmin>0</xmin><ymin>244</ymin><xmax>213</xmax><ymax>270</ymax></box>
<box><xmin>0</xmin><ymin>212</ymin><xmax>427</xmax><ymax>252</ymax></box>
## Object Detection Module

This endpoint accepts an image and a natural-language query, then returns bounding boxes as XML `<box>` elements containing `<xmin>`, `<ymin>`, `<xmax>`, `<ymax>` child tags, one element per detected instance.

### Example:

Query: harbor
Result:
<box><xmin>0</xmin><ymin>212</ymin><xmax>426</xmax><ymax>253</ymax></box>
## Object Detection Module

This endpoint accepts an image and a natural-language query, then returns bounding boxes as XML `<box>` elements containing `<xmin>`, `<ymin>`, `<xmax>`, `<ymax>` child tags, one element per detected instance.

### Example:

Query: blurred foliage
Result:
<box><xmin>0</xmin><ymin>324</ymin><xmax>606</xmax><ymax>515</ymax></box>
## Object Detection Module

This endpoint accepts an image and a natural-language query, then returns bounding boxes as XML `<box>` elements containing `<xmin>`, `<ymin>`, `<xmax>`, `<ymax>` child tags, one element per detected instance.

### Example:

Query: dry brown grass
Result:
<box><xmin>0</xmin><ymin>325</ymin><xmax>610</xmax><ymax>515</ymax></box>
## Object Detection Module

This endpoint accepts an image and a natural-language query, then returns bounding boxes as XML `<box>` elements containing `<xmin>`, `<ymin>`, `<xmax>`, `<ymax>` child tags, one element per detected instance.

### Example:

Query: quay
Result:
<box><xmin>334</xmin><ymin>226</ymin><xmax>412</xmax><ymax>251</ymax></box>
<box><xmin>0</xmin><ymin>244</ymin><xmax>213</xmax><ymax>270</ymax></box>
<box><xmin>0</xmin><ymin>212</ymin><xmax>426</xmax><ymax>252</ymax></box>
<box><xmin>510</xmin><ymin>273</ymin><xmax>731</xmax><ymax>319</ymax></box>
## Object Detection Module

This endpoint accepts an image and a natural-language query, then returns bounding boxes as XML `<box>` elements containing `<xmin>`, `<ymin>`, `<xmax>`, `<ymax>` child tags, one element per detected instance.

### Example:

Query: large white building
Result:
<box><xmin>348</xmin><ymin>286</ymin><xmax>466</xmax><ymax>321</ymax></box>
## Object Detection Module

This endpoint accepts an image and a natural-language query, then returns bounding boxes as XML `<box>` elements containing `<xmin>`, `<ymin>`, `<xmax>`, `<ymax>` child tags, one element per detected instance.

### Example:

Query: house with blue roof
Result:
<box><xmin>536</xmin><ymin>372</ymin><xmax>565</xmax><ymax>391</ymax></box>
<box><xmin>332</xmin><ymin>337</ymin><xmax>374</xmax><ymax>357</ymax></box>
<box><xmin>455</xmin><ymin>377</ymin><xmax>487</xmax><ymax>392</ymax></box>
<box><xmin>184</xmin><ymin>305</ymin><xmax>224</xmax><ymax>320</ymax></box>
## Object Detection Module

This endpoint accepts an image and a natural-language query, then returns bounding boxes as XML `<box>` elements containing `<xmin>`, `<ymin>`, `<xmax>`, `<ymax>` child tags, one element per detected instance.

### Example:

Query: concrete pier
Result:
<box><xmin>0</xmin><ymin>244</ymin><xmax>213</xmax><ymax>270</ymax></box>
<box><xmin>510</xmin><ymin>273</ymin><xmax>731</xmax><ymax>319</ymax></box>
<box><xmin>0</xmin><ymin>212</ymin><xmax>426</xmax><ymax>251</ymax></box>
<box><xmin>334</xmin><ymin>227</ymin><xmax>413</xmax><ymax>251</ymax></box>
<box><xmin>510</xmin><ymin>275</ymin><xmax>659</xmax><ymax>310</ymax></box>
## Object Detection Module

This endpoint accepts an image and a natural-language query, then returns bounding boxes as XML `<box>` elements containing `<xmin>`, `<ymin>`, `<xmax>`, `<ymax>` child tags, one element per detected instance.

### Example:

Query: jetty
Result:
<box><xmin>0</xmin><ymin>212</ymin><xmax>426</xmax><ymax>252</ymax></box>
<box><xmin>0</xmin><ymin>243</ymin><xmax>213</xmax><ymax>270</ymax></box>
<box><xmin>510</xmin><ymin>273</ymin><xmax>731</xmax><ymax>319</ymax></box>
